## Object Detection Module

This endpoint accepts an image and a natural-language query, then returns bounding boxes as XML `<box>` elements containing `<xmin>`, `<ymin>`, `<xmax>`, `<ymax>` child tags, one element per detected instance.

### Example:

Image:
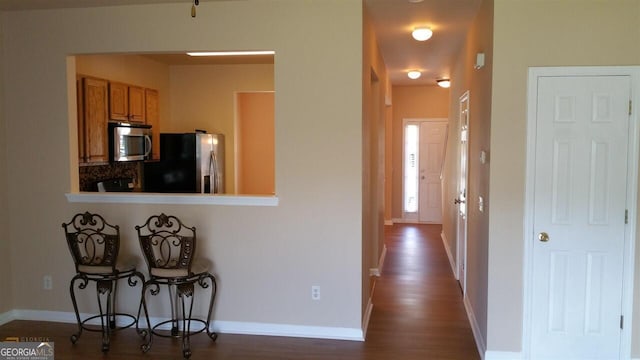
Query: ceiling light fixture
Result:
<box><xmin>407</xmin><ymin>70</ymin><xmax>422</xmax><ymax>80</ymax></box>
<box><xmin>437</xmin><ymin>79</ymin><xmax>451</xmax><ymax>88</ymax></box>
<box><xmin>191</xmin><ymin>0</ymin><xmax>199</xmax><ymax>18</ymax></box>
<box><xmin>412</xmin><ymin>27</ymin><xmax>433</xmax><ymax>41</ymax></box>
<box><xmin>187</xmin><ymin>50</ymin><xmax>276</xmax><ymax>56</ymax></box>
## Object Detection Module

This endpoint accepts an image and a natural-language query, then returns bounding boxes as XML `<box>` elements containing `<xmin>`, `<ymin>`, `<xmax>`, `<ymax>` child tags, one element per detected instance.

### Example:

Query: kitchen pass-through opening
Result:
<box><xmin>68</xmin><ymin>51</ymin><xmax>275</xmax><ymax>196</ymax></box>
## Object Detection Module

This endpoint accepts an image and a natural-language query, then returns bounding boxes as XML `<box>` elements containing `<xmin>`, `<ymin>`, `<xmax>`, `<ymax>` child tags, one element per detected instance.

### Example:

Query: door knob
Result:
<box><xmin>454</xmin><ymin>198</ymin><xmax>465</xmax><ymax>204</ymax></box>
<box><xmin>538</xmin><ymin>232</ymin><xmax>550</xmax><ymax>242</ymax></box>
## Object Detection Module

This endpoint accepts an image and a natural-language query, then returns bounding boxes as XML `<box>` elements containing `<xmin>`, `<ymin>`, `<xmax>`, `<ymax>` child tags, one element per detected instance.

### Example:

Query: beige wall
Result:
<box><xmin>0</xmin><ymin>13</ymin><xmax>11</xmax><ymax>314</ymax></box>
<box><xmin>489</xmin><ymin>0</ymin><xmax>640</xmax><ymax>354</ymax></box>
<box><xmin>75</xmin><ymin>54</ymin><xmax>170</xmax><ymax>96</ymax></box>
<box><xmin>2</xmin><ymin>0</ymin><xmax>363</xmax><ymax>332</ymax></box>
<box><xmin>441</xmin><ymin>0</ymin><xmax>493</xmax><ymax>349</ymax></box>
<box><xmin>168</xmin><ymin>64</ymin><xmax>274</xmax><ymax>194</ymax></box>
<box><xmin>363</xmin><ymin>6</ymin><xmax>388</xmax><ymax>313</ymax></box>
<box><xmin>390</xmin><ymin>86</ymin><xmax>449</xmax><ymax>220</ymax></box>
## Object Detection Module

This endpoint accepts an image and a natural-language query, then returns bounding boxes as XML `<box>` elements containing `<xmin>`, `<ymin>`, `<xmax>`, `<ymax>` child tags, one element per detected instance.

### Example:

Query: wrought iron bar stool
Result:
<box><xmin>62</xmin><ymin>211</ymin><xmax>146</xmax><ymax>352</ymax></box>
<box><xmin>136</xmin><ymin>213</ymin><xmax>218</xmax><ymax>359</ymax></box>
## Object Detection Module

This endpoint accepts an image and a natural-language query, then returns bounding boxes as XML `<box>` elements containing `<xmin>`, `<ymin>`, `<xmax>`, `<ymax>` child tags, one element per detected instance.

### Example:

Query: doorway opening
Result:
<box><xmin>235</xmin><ymin>91</ymin><xmax>275</xmax><ymax>195</ymax></box>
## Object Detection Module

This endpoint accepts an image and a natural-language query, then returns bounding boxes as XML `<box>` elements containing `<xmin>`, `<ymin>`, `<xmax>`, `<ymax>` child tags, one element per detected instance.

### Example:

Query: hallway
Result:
<box><xmin>364</xmin><ymin>223</ymin><xmax>480</xmax><ymax>359</ymax></box>
<box><xmin>0</xmin><ymin>224</ymin><xmax>480</xmax><ymax>359</ymax></box>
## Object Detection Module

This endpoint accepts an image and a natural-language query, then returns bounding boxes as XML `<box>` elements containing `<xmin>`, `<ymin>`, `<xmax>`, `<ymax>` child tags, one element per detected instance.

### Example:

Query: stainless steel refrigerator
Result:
<box><xmin>144</xmin><ymin>132</ymin><xmax>225</xmax><ymax>193</ymax></box>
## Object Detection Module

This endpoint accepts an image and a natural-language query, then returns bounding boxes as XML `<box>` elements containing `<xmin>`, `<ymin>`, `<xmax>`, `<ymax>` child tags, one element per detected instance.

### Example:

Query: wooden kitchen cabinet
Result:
<box><xmin>79</xmin><ymin>77</ymin><xmax>109</xmax><ymax>163</ymax></box>
<box><xmin>109</xmin><ymin>82</ymin><xmax>145</xmax><ymax>123</ymax></box>
<box><xmin>145</xmin><ymin>88</ymin><xmax>160</xmax><ymax>160</ymax></box>
<box><xmin>128</xmin><ymin>85</ymin><xmax>145</xmax><ymax>122</ymax></box>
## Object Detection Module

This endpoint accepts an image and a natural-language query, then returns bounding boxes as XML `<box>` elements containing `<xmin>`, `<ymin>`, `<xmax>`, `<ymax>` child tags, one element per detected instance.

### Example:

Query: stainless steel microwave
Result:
<box><xmin>108</xmin><ymin>122</ymin><xmax>152</xmax><ymax>162</ymax></box>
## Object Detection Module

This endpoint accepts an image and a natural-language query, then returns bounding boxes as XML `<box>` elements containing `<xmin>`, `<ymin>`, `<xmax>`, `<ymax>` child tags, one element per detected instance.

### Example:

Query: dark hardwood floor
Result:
<box><xmin>0</xmin><ymin>224</ymin><xmax>480</xmax><ymax>359</ymax></box>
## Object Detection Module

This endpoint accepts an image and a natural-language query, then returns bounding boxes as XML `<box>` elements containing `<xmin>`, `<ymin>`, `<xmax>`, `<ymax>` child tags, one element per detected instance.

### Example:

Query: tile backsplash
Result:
<box><xmin>79</xmin><ymin>162</ymin><xmax>141</xmax><ymax>191</ymax></box>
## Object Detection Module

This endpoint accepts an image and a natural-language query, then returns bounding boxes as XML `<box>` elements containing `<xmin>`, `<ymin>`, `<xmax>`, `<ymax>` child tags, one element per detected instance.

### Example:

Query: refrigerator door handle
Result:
<box><xmin>210</xmin><ymin>151</ymin><xmax>218</xmax><ymax>194</ymax></box>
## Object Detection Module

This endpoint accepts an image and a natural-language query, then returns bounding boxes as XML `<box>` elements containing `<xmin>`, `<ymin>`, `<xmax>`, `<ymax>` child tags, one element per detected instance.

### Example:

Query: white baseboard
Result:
<box><xmin>361</xmin><ymin>296</ymin><xmax>373</xmax><ymax>340</ymax></box>
<box><xmin>0</xmin><ymin>310</ymin><xmax>16</xmax><ymax>326</ymax></box>
<box><xmin>213</xmin><ymin>320</ymin><xmax>363</xmax><ymax>341</ymax></box>
<box><xmin>392</xmin><ymin>218</ymin><xmax>414</xmax><ymax>224</ymax></box>
<box><xmin>0</xmin><ymin>309</ymin><xmax>364</xmax><ymax>341</ymax></box>
<box><xmin>384</xmin><ymin>220</ymin><xmax>393</xmax><ymax>226</ymax></box>
<box><xmin>440</xmin><ymin>231</ymin><xmax>457</xmax><ymax>279</ymax></box>
<box><xmin>369</xmin><ymin>244</ymin><xmax>387</xmax><ymax>277</ymax></box>
<box><xmin>484</xmin><ymin>351</ymin><xmax>523</xmax><ymax>360</ymax></box>
<box><xmin>463</xmin><ymin>295</ymin><xmax>487</xmax><ymax>360</ymax></box>
<box><xmin>392</xmin><ymin>218</ymin><xmax>443</xmax><ymax>225</ymax></box>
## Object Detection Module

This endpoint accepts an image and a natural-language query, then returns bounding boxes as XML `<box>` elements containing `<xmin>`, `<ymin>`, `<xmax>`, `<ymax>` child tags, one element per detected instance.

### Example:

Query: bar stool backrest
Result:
<box><xmin>136</xmin><ymin>213</ymin><xmax>196</xmax><ymax>278</ymax></box>
<box><xmin>62</xmin><ymin>212</ymin><xmax>119</xmax><ymax>274</ymax></box>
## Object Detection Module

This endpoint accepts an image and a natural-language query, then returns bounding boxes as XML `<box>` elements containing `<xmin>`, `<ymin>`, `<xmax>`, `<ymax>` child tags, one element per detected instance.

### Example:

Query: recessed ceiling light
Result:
<box><xmin>412</xmin><ymin>27</ymin><xmax>433</xmax><ymax>41</ymax></box>
<box><xmin>408</xmin><ymin>70</ymin><xmax>422</xmax><ymax>80</ymax></box>
<box><xmin>437</xmin><ymin>79</ymin><xmax>451</xmax><ymax>88</ymax></box>
<box><xmin>187</xmin><ymin>50</ymin><xmax>275</xmax><ymax>56</ymax></box>
<box><xmin>408</xmin><ymin>0</ymin><xmax>424</xmax><ymax>3</ymax></box>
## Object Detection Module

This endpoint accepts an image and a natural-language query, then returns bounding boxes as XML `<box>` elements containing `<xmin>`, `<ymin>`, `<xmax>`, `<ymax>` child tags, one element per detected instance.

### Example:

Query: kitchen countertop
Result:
<box><xmin>66</xmin><ymin>192</ymin><xmax>279</xmax><ymax>206</ymax></box>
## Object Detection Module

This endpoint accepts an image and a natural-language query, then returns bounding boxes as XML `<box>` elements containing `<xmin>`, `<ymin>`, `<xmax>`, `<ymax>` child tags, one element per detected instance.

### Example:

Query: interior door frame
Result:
<box><xmin>401</xmin><ymin>117</ymin><xmax>448</xmax><ymax>223</ymax></box>
<box><xmin>523</xmin><ymin>66</ymin><xmax>640</xmax><ymax>359</ymax></box>
<box><xmin>457</xmin><ymin>91</ymin><xmax>470</xmax><ymax>293</ymax></box>
<box><xmin>233</xmin><ymin>90</ymin><xmax>275</xmax><ymax>195</ymax></box>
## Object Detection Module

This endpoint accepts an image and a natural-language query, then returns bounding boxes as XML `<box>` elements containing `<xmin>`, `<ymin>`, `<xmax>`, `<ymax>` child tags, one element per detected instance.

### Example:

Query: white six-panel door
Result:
<box><xmin>418</xmin><ymin>121</ymin><xmax>448</xmax><ymax>223</ymax></box>
<box><xmin>530</xmin><ymin>75</ymin><xmax>631</xmax><ymax>359</ymax></box>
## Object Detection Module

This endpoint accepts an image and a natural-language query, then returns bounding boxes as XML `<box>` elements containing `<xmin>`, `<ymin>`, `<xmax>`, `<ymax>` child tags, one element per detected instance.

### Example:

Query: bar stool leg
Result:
<box><xmin>129</xmin><ymin>271</ymin><xmax>147</xmax><ymax>339</ymax></box>
<box><xmin>110</xmin><ymin>278</ymin><xmax>118</xmax><ymax>329</ymax></box>
<box><xmin>140</xmin><ymin>281</ymin><xmax>156</xmax><ymax>353</ymax></box>
<box><xmin>177</xmin><ymin>283</ymin><xmax>195</xmax><ymax>359</ymax></box>
<box><xmin>167</xmin><ymin>284</ymin><xmax>180</xmax><ymax>337</ymax></box>
<box><xmin>96</xmin><ymin>279</ymin><xmax>113</xmax><ymax>353</ymax></box>
<box><xmin>200</xmin><ymin>273</ymin><xmax>218</xmax><ymax>341</ymax></box>
<box><xmin>69</xmin><ymin>274</ymin><xmax>88</xmax><ymax>344</ymax></box>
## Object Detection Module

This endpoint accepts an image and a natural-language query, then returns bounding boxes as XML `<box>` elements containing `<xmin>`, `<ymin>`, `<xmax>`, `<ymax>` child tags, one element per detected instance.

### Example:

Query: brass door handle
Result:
<box><xmin>454</xmin><ymin>198</ymin><xmax>465</xmax><ymax>204</ymax></box>
<box><xmin>538</xmin><ymin>232</ymin><xmax>550</xmax><ymax>242</ymax></box>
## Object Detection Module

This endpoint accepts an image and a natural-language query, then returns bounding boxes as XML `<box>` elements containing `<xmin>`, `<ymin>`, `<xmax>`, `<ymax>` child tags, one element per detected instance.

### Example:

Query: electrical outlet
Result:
<box><xmin>311</xmin><ymin>285</ymin><xmax>321</xmax><ymax>300</ymax></box>
<box><xmin>43</xmin><ymin>275</ymin><xmax>52</xmax><ymax>290</ymax></box>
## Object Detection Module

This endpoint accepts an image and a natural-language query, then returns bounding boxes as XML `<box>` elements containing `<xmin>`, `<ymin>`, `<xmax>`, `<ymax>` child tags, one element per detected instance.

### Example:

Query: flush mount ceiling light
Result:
<box><xmin>412</xmin><ymin>27</ymin><xmax>433</xmax><ymax>41</ymax></box>
<box><xmin>187</xmin><ymin>50</ymin><xmax>276</xmax><ymax>56</ymax></box>
<box><xmin>437</xmin><ymin>79</ymin><xmax>451</xmax><ymax>88</ymax></box>
<box><xmin>407</xmin><ymin>70</ymin><xmax>422</xmax><ymax>80</ymax></box>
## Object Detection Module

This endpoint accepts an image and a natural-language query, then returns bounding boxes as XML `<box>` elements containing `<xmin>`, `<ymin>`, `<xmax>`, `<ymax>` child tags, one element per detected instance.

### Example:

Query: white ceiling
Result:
<box><xmin>364</xmin><ymin>0</ymin><xmax>481</xmax><ymax>86</ymax></box>
<box><xmin>0</xmin><ymin>0</ymin><xmax>481</xmax><ymax>86</ymax></box>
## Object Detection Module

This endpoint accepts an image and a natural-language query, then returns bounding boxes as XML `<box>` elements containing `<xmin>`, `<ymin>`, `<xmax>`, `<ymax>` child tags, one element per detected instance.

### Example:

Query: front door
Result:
<box><xmin>418</xmin><ymin>121</ymin><xmax>448</xmax><ymax>223</ymax></box>
<box><xmin>402</xmin><ymin>119</ymin><xmax>447</xmax><ymax>223</ymax></box>
<box><xmin>530</xmin><ymin>75</ymin><xmax>631</xmax><ymax>359</ymax></box>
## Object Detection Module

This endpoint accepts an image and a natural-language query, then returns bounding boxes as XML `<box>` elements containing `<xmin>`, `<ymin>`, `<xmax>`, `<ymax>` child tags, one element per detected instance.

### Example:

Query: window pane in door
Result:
<box><xmin>404</xmin><ymin>124</ymin><xmax>419</xmax><ymax>213</ymax></box>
